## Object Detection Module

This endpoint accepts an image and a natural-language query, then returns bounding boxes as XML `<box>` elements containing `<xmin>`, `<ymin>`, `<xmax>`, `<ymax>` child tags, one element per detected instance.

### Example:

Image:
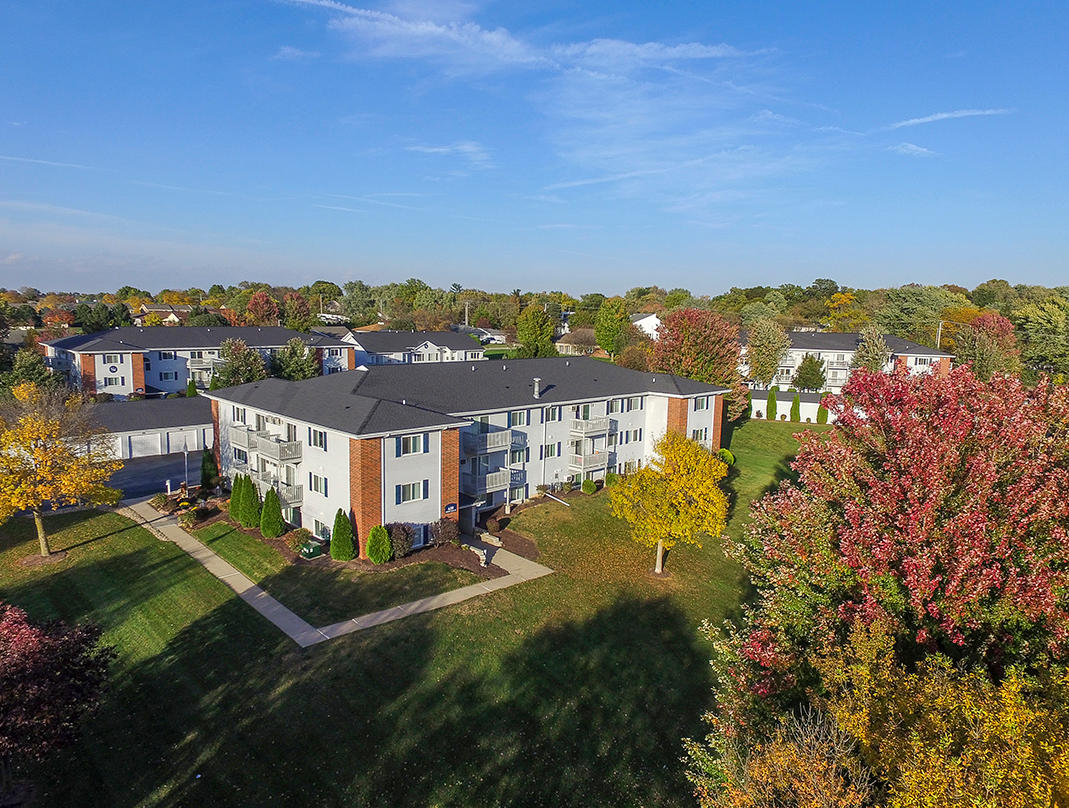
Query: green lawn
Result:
<box><xmin>193</xmin><ymin>521</ymin><xmax>480</xmax><ymax>625</ymax></box>
<box><xmin>0</xmin><ymin>419</ymin><xmax>823</xmax><ymax>808</ymax></box>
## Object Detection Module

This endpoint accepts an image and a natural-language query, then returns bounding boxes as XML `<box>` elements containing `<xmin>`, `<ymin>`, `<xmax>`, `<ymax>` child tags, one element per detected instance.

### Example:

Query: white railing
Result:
<box><xmin>256</xmin><ymin>436</ymin><xmax>302</xmax><ymax>462</ymax></box>
<box><xmin>568</xmin><ymin>452</ymin><xmax>609</xmax><ymax>471</ymax></box>
<box><xmin>250</xmin><ymin>470</ymin><xmax>303</xmax><ymax>507</ymax></box>
<box><xmin>462</xmin><ymin>429</ymin><xmax>513</xmax><ymax>454</ymax></box>
<box><xmin>461</xmin><ymin>468</ymin><xmax>511</xmax><ymax>494</ymax></box>
<box><xmin>229</xmin><ymin>425</ymin><xmax>267</xmax><ymax>450</ymax></box>
<box><xmin>570</xmin><ymin>416</ymin><xmax>610</xmax><ymax>435</ymax></box>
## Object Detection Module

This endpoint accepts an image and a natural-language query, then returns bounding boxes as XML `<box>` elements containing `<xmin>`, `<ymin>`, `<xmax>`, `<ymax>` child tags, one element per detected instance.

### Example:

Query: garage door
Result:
<box><xmin>166</xmin><ymin>429</ymin><xmax>201</xmax><ymax>454</ymax></box>
<box><xmin>128</xmin><ymin>433</ymin><xmax>163</xmax><ymax>458</ymax></box>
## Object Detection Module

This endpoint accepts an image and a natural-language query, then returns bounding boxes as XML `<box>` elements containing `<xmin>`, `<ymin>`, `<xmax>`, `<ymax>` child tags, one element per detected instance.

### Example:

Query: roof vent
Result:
<box><xmin>565</xmin><ymin>360</ymin><xmax>570</xmax><ymax>366</ymax></box>
<box><xmin>471</xmin><ymin>365</ymin><xmax>476</xmax><ymax>371</ymax></box>
<box><xmin>502</xmin><ymin>364</ymin><xmax>506</xmax><ymax>371</ymax></box>
<box><xmin>533</xmin><ymin>377</ymin><xmax>542</xmax><ymax>399</ymax></box>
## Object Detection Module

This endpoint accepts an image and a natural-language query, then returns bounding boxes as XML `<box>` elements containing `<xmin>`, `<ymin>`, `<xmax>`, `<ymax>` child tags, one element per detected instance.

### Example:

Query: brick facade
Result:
<box><xmin>666</xmin><ymin>396</ymin><xmax>688</xmax><ymax>435</ymax></box>
<box><xmin>711</xmin><ymin>394</ymin><xmax>724</xmax><ymax>449</ymax></box>
<box><xmin>346</xmin><ymin>348</ymin><xmax>356</xmax><ymax>370</ymax></box>
<box><xmin>131</xmin><ymin>353</ymin><xmax>146</xmax><ymax>394</ymax></box>
<box><xmin>210</xmin><ymin>400</ymin><xmax>221</xmax><ymax>469</ymax></box>
<box><xmin>79</xmin><ymin>353</ymin><xmax>96</xmax><ymax>393</ymax></box>
<box><xmin>440</xmin><ymin>428</ymin><xmax>460</xmax><ymax>522</ymax></box>
<box><xmin>937</xmin><ymin>356</ymin><xmax>951</xmax><ymax>377</ymax></box>
<box><xmin>348</xmin><ymin>437</ymin><xmax>383</xmax><ymax>560</ymax></box>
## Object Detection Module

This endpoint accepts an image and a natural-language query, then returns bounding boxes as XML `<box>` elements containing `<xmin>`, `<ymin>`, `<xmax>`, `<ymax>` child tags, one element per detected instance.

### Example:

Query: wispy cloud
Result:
<box><xmin>0</xmin><ymin>251</ymin><xmax>24</xmax><ymax>265</ymax></box>
<box><xmin>0</xmin><ymin>200</ymin><xmax>129</xmax><ymax>221</ymax></box>
<box><xmin>405</xmin><ymin>140</ymin><xmax>492</xmax><ymax>169</ymax></box>
<box><xmin>889</xmin><ymin>108</ymin><xmax>1010</xmax><ymax>129</ymax></box>
<box><xmin>313</xmin><ymin>203</ymin><xmax>368</xmax><ymax>213</ymax></box>
<box><xmin>321</xmin><ymin>192</ymin><xmax>422</xmax><ymax>210</ymax></box>
<box><xmin>0</xmin><ymin>154</ymin><xmax>100</xmax><ymax>170</ymax></box>
<box><xmin>889</xmin><ymin>142</ymin><xmax>937</xmax><ymax>157</ymax></box>
<box><xmin>273</xmin><ymin>45</ymin><xmax>321</xmax><ymax>60</ymax></box>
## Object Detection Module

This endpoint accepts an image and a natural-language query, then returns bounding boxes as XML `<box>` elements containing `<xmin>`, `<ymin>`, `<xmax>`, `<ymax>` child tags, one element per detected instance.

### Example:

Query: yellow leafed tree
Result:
<box><xmin>0</xmin><ymin>383</ymin><xmax>123</xmax><ymax>557</ymax></box>
<box><xmin>609</xmin><ymin>430</ymin><xmax>728</xmax><ymax>574</ymax></box>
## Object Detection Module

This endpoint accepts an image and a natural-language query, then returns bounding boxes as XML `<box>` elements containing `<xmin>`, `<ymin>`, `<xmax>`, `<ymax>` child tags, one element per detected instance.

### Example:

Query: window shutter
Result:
<box><xmin>323</xmin><ymin>478</ymin><xmax>328</xmax><ymax>497</ymax></box>
<box><xmin>423</xmin><ymin>433</ymin><xmax>429</xmax><ymax>453</ymax></box>
<box><xmin>395</xmin><ymin>485</ymin><xmax>402</xmax><ymax>505</ymax></box>
<box><xmin>525</xmin><ymin>447</ymin><xmax>530</xmax><ymax>463</ymax></box>
<box><xmin>121</xmin><ymin>376</ymin><xmax>126</xmax><ymax>386</ymax></box>
<box><xmin>395</xmin><ymin>436</ymin><xmax>402</xmax><ymax>457</ymax></box>
<box><xmin>556</xmin><ymin>441</ymin><xmax>561</xmax><ymax>456</ymax></box>
<box><xmin>539</xmin><ymin>445</ymin><xmax>544</xmax><ymax>460</ymax></box>
<box><xmin>423</xmin><ymin>479</ymin><xmax>429</xmax><ymax>500</ymax></box>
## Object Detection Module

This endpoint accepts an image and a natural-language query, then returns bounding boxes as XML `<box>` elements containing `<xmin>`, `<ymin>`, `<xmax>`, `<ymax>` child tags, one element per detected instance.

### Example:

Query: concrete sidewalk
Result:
<box><xmin>120</xmin><ymin>499</ymin><xmax>552</xmax><ymax>648</ymax></box>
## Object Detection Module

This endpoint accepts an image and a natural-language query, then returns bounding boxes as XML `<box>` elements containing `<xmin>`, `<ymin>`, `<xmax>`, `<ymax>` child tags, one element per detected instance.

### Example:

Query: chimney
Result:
<box><xmin>533</xmin><ymin>377</ymin><xmax>541</xmax><ymax>399</ymax></box>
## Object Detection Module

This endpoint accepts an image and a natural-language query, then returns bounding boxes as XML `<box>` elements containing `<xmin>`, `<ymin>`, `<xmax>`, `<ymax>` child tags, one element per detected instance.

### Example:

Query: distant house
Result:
<box><xmin>555</xmin><ymin>328</ymin><xmax>598</xmax><ymax>356</ymax></box>
<box><xmin>311</xmin><ymin>328</ymin><xmax>485</xmax><ymax>364</ymax></box>
<box><xmin>41</xmin><ymin>326</ymin><xmax>355</xmax><ymax>399</ymax></box>
<box><xmin>630</xmin><ymin>313</ymin><xmax>661</xmax><ymax>340</ymax></box>
<box><xmin>131</xmin><ymin>304</ymin><xmax>195</xmax><ymax>326</ymax></box>
<box><xmin>738</xmin><ymin>330</ymin><xmax>953</xmax><ymax>393</ymax></box>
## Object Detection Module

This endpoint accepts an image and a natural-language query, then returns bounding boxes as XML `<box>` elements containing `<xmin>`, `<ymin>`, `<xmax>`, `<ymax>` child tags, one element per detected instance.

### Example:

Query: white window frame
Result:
<box><xmin>400</xmin><ymin>434</ymin><xmax>423</xmax><ymax>456</ymax></box>
<box><xmin>233</xmin><ymin>447</ymin><xmax>248</xmax><ymax>464</ymax></box>
<box><xmin>543</xmin><ymin>442</ymin><xmax>560</xmax><ymax>458</ymax></box>
<box><xmin>693</xmin><ymin>397</ymin><xmax>708</xmax><ymax>411</ymax></box>
<box><xmin>103</xmin><ymin>376</ymin><xmax>123</xmax><ymax>387</ymax></box>
<box><xmin>309</xmin><ymin>428</ymin><xmax>327</xmax><ymax>450</ymax></box>
<box><xmin>399</xmin><ymin>482</ymin><xmax>424</xmax><ymax>503</ymax></box>
<box><xmin>232</xmin><ymin>406</ymin><xmax>246</xmax><ymax>424</ymax></box>
<box><xmin>158</xmin><ymin>351</ymin><xmax>176</xmax><ymax>360</ymax></box>
<box><xmin>544</xmin><ymin>406</ymin><xmax>561</xmax><ymax>422</ymax></box>
<box><xmin>508</xmin><ymin>410</ymin><xmax>528</xmax><ymax>428</ymax></box>
<box><xmin>309</xmin><ymin>473</ymin><xmax>328</xmax><ymax>496</ymax></box>
<box><xmin>159</xmin><ymin>371</ymin><xmax>179</xmax><ymax>382</ymax></box>
<box><xmin>313</xmin><ymin>519</ymin><xmax>331</xmax><ymax>540</ymax></box>
<box><xmin>102</xmin><ymin>353</ymin><xmax>123</xmax><ymax>364</ymax></box>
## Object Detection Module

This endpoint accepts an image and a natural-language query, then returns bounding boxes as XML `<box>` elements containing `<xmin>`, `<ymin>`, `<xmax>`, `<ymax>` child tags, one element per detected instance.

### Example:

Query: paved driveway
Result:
<box><xmin>109</xmin><ymin>453</ymin><xmax>202</xmax><ymax>498</ymax></box>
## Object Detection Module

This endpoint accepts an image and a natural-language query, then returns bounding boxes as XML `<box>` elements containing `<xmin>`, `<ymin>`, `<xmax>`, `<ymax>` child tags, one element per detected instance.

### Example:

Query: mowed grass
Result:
<box><xmin>193</xmin><ymin>521</ymin><xmax>480</xmax><ymax>625</ymax></box>
<box><xmin>0</xmin><ymin>419</ymin><xmax>823</xmax><ymax>808</ymax></box>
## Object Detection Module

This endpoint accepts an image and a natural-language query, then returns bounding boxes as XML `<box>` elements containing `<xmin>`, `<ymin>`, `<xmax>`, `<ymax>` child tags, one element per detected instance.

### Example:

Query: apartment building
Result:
<box><xmin>313</xmin><ymin>328</ymin><xmax>485</xmax><ymax>365</ymax></box>
<box><xmin>739</xmin><ymin>330</ymin><xmax>952</xmax><ymax>393</ymax></box>
<box><xmin>42</xmin><ymin>326</ymin><xmax>355</xmax><ymax>399</ymax></box>
<box><xmin>203</xmin><ymin>357</ymin><xmax>725</xmax><ymax>556</ymax></box>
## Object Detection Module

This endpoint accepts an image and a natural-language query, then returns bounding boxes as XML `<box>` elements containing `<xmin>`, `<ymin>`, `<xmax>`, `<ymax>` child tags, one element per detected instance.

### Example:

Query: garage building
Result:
<box><xmin>93</xmin><ymin>397</ymin><xmax>214</xmax><ymax>459</ymax></box>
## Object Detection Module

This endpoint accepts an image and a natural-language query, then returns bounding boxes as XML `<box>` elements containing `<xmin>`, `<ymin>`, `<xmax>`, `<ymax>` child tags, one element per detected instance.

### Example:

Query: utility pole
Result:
<box><xmin>936</xmin><ymin>320</ymin><xmax>944</xmax><ymax>349</ymax></box>
<box><xmin>464</xmin><ymin>301</ymin><xmax>470</xmax><ymax>327</ymax></box>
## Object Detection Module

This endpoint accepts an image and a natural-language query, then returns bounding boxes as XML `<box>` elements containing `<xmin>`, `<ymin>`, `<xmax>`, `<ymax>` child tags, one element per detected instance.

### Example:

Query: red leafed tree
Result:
<box><xmin>955</xmin><ymin>312</ymin><xmax>1021</xmax><ymax>380</ymax></box>
<box><xmin>0</xmin><ymin>602</ymin><xmax>114</xmax><ymax>796</ymax></box>
<box><xmin>221</xmin><ymin>307</ymin><xmax>246</xmax><ymax>326</ymax></box>
<box><xmin>245</xmin><ymin>291</ymin><xmax>279</xmax><ymax>326</ymax></box>
<box><xmin>41</xmin><ymin>310</ymin><xmax>74</xmax><ymax>328</ymax></box>
<box><xmin>727</xmin><ymin>367</ymin><xmax>1069</xmax><ymax>708</ymax></box>
<box><xmin>282</xmin><ymin>292</ymin><xmax>313</xmax><ymax>331</ymax></box>
<box><xmin>649</xmin><ymin>308</ymin><xmax>749</xmax><ymax>419</ymax></box>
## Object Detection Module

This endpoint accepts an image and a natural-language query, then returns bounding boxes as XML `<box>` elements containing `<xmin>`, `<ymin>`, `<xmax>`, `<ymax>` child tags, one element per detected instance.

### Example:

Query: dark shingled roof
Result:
<box><xmin>206</xmin><ymin>357</ymin><xmax>726</xmax><ymax>436</ymax></box>
<box><xmin>92</xmin><ymin>396</ymin><xmax>212</xmax><ymax>433</ymax></box>
<box><xmin>740</xmin><ymin>330</ymin><xmax>952</xmax><ymax>358</ymax></box>
<box><xmin>44</xmin><ymin>326</ymin><xmax>350</xmax><ymax>353</ymax></box>
<box><xmin>348</xmin><ymin>330</ymin><xmax>481</xmax><ymax>353</ymax></box>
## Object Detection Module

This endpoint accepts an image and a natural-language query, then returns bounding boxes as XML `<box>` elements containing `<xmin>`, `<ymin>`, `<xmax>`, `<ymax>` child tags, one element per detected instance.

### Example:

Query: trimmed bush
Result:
<box><xmin>288</xmin><ymin>527</ymin><xmax>313</xmax><ymax>554</ymax></box>
<box><xmin>200</xmin><ymin>450</ymin><xmax>218</xmax><ymax>489</ymax></box>
<box><xmin>149</xmin><ymin>492</ymin><xmax>169</xmax><ymax>510</ymax></box>
<box><xmin>186</xmin><ymin>379</ymin><xmax>197</xmax><ymax>397</ymax></box>
<box><xmin>581</xmin><ymin>478</ymin><xmax>597</xmax><ymax>495</ymax></box>
<box><xmin>259</xmin><ymin>487</ymin><xmax>285</xmax><ymax>538</ymax></box>
<box><xmin>387</xmin><ymin>522</ymin><xmax>415</xmax><ymax>559</ymax></box>
<box><xmin>366</xmin><ymin>525</ymin><xmax>391</xmax><ymax>565</ymax></box>
<box><xmin>766</xmin><ymin>388</ymin><xmax>778</xmax><ymax>421</ymax></box>
<box><xmin>228</xmin><ymin>475</ymin><xmax>244</xmax><ymax>521</ymax></box>
<box><xmin>717</xmin><ymin>448</ymin><xmax>736</xmax><ymax>466</ymax></box>
<box><xmin>430</xmin><ymin>518</ymin><xmax>460</xmax><ymax>546</ymax></box>
<box><xmin>239</xmin><ymin>477</ymin><xmax>261</xmax><ymax>529</ymax></box>
<box><xmin>604</xmin><ymin>471</ymin><xmax>620</xmax><ymax>487</ymax></box>
<box><xmin>817</xmin><ymin>404</ymin><xmax>829</xmax><ymax>424</ymax></box>
<box><xmin>790</xmin><ymin>394</ymin><xmax>801</xmax><ymax>423</ymax></box>
<box><xmin>330</xmin><ymin>509</ymin><xmax>355</xmax><ymax>561</ymax></box>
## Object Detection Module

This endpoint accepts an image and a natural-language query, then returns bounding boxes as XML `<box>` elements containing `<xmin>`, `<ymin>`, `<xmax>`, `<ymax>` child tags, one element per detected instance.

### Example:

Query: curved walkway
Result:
<box><xmin>120</xmin><ymin>499</ymin><xmax>552</xmax><ymax>648</ymax></box>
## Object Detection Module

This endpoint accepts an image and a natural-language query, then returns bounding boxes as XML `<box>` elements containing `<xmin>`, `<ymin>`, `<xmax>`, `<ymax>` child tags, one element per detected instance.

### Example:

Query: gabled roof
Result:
<box><xmin>92</xmin><ymin>396</ymin><xmax>212</xmax><ymax>432</ymax></box>
<box><xmin>43</xmin><ymin>326</ymin><xmax>351</xmax><ymax>353</ymax></box>
<box><xmin>348</xmin><ymin>330</ymin><xmax>480</xmax><ymax>353</ymax></box>
<box><xmin>630</xmin><ymin>312</ymin><xmax>660</xmax><ymax>323</ymax></box>
<box><xmin>205</xmin><ymin>357</ymin><xmax>726</xmax><ymax>437</ymax></box>
<box><xmin>739</xmin><ymin>330</ymin><xmax>953</xmax><ymax>358</ymax></box>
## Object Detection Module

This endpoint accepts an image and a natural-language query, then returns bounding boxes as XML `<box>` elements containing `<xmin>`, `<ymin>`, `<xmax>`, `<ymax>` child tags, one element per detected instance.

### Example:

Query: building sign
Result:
<box><xmin>444</xmin><ymin>503</ymin><xmax>457</xmax><ymax>514</ymax></box>
<box><xmin>109</xmin><ymin>365</ymin><xmax>118</xmax><ymax>373</ymax></box>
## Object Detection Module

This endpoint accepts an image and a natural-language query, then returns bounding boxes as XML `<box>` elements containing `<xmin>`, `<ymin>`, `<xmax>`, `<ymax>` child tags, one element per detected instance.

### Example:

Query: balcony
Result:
<box><xmin>188</xmin><ymin>357</ymin><xmax>223</xmax><ymax>371</ymax></box>
<box><xmin>255</xmin><ymin>435</ymin><xmax>302</xmax><ymax>463</ymax></box>
<box><xmin>250</xmin><ymin>470</ymin><xmax>303</xmax><ymax>508</ymax></box>
<box><xmin>229</xmin><ymin>425</ymin><xmax>267</xmax><ymax>450</ymax></box>
<box><xmin>570</xmin><ymin>416</ymin><xmax>610</xmax><ymax>436</ymax></box>
<box><xmin>568</xmin><ymin>452</ymin><xmax>609</xmax><ymax>472</ymax></box>
<box><xmin>463</xmin><ymin>429</ymin><xmax>513</xmax><ymax>455</ymax></box>
<box><xmin>460</xmin><ymin>468</ymin><xmax>519</xmax><ymax>495</ymax></box>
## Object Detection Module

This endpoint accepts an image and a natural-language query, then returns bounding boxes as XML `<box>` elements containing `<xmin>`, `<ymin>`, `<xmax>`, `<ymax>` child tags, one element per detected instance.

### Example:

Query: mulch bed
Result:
<box><xmin>494</xmin><ymin>529</ymin><xmax>541</xmax><ymax>561</ymax></box>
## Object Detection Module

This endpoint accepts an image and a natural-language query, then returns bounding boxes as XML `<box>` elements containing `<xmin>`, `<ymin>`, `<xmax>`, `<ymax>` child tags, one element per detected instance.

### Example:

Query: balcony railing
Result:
<box><xmin>188</xmin><ymin>357</ymin><xmax>223</xmax><ymax>371</ymax></box>
<box><xmin>570</xmin><ymin>416</ymin><xmax>610</xmax><ymax>435</ymax></box>
<box><xmin>460</xmin><ymin>468</ymin><xmax>513</xmax><ymax>495</ymax></box>
<box><xmin>568</xmin><ymin>452</ymin><xmax>609</xmax><ymax>471</ymax></box>
<box><xmin>229</xmin><ymin>425</ymin><xmax>267</xmax><ymax>450</ymax></box>
<box><xmin>255</xmin><ymin>436</ymin><xmax>302</xmax><ymax>462</ymax></box>
<box><xmin>250</xmin><ymin>470</ymin><xmax>303</xmax><ymax>508</ymax></box>
<box><xmin>462</xmin><ymin>429</ymin><xmax>513</xmax><ymax>455</ymax></box>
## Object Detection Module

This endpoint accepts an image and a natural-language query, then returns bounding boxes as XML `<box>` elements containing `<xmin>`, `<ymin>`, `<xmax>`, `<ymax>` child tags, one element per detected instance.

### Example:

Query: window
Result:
<box><xmin>542</xmin><ymin>442</ymin><xmax>561</xmax><ymax>459</ymax></box>
<box><xmin>232</xmin><ymin>406</ymin><xmax>246</xmax><ymax>424</ymax></box>
<box><xmin>693</xmin><ymin>397</ymin><xmax>708</xmax><ymax>411</ymax></box>
<box><xmin>158</xmin><ymin>351</ymin><xmax>176</xmax><ymax>360</ymax></box>
<box><xmin>159</xmin><ymin>371</ymin><xmax>178</xmax><ymax>382</ymax></box>
<box><xmin>510</xmin><ymin>448</ymin><xmax>527</xmax><ymax>465</ymax></box>
<box><xmin>233</xmin><ymin>448</ymin><xmax>248</xmax><ymax>464</ymax></box>
<box><xmin>627</xmin><ymin>396</ymin><xmax>643</xmax><ymax>412</ymax></box>
<box><xmin>313</xmin><ymin>519</ymin><xmax>331</xmax><ymax>540</ymax></box>
<box><xmin>691</xmin><ymin>427</ymin><xmax>709</xmax><ymax>442</ymax></box>
<box><xmin>608</xmin><ymin>398</ymin><xmax>623</xmax><ymax>414</ymax></box>
<box><xmin>399</xmin><ymin>434</ymin><xmax>424</xmax><ymax>455</ymax></box>
<box><xmin>189</xmin><ymin>351</ymin><xmax>203</xmax><ymax>359</ymax></box>
<box><xmin>103</xmin><ymin>376</ymin><xmax>124</xmax><ymax>387</ymax></box>
<box><xmin>631</xmin><ymin>428</ymin><xmax>643</xmax><ymax>443</ymax></box>
<box><xmin>508</xmin><ymin>410</ymin><xmax>528</xmax><ymax>428</ymax></box>
<box><xmin>608</xmin><ymin>433</ymin><xmax>618</xmax><ymax>449</ymax></box>
<box><xmin>915</xmin><ymin>357</ymin><xmax>931</xmax><ymax>366</ymax></box>
<box><xmin>309</xmin><ymin>428</ymin><xmax>327</xmax><ymax>450</ymax></box>
<box><xmin>619</xmin><ymin>431</ymin><xmax>629</xmax><ymax>445</ymax></box>
<box><xmin>509</xmin><ymin>485</ymin><xmax>526</xmax><ymax>502</ymax></box>
<box><xmin>309</xmin><ymin>473</ymin><xmax>328</xmax><ymax>496</ymax></box>
<box><xmin>544</xmin><ymin>406</ymin><xmax>561</xmax><ymax>422</ymax></box>
<box><xmin>397</xmin><ymin>481</ymin><xmax>427</xmax><ymax>503</ymax></box>
<box><xmin>328</xmin><ymin>348</ymin><xmax>342</xmax><ymax>357</ymax></box>
<box><xmin>103</xmin><ymin>353</ymin><xmax>123</xmax><ymax>364</ymax></box>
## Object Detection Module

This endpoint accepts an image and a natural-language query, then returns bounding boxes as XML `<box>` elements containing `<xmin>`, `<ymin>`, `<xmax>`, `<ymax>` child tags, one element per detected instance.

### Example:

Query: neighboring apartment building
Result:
<box><xmin>739</xmin><ymin>331</ymin><xmax>952</xmax><ymax>393</ymax></box>
<box><xmin>42</xmin><ymin>326</ymin><xmax>355</xmax><ymax>399</ymax></box>
<box><xmin>312</xmin><ymin>328</ymin><xmax>485</xmax><ymax>365</ymax></box>
<box><xmin>203</xmin><ymin>357</ymin><xmax>726</xmax><ymax>553</ymax></box>
<box><xmin>630</xmin><ymin>313</ymin><xmax>662</xmax><ymax>340</ymax></box>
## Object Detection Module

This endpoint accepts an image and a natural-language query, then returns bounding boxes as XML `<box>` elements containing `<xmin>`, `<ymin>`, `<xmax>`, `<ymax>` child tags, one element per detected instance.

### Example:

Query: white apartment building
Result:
<box><xmin>204</xmin><ymin>357</ymin><xmax>725</xmax><ymax>556</ymax></box>
<box><xmin>312</xmin><ymin>328</ymin><xmax>485</xmax><ymax>365</ymax></box>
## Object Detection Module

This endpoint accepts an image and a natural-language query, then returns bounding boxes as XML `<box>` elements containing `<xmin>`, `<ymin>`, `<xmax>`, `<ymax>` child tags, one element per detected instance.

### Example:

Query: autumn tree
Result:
<box><xmin>594</xmin><ymin>298</ymin><xmax>630</xmax><ymax>357</ymax></box>
<box><xmin>515</xmin><ymin>304</ymin><xmax>556</xmax><ymax>357</ymax></box>
<box><xmin>825</xmin><ymin>291</ymin><xmax>868</xmax><ymax>332</ymax></box>
<box><xmin>650</xmin><ymin>308</ymin><xmax>749</xmax><ymax>420</ymax></box>
<box><xmin>1013</xmin><ymin>295</ymin><xmax>1069</xmax><ymax>378</ymax></box>
<box><xmin>282</xmin><ymin>292</ymin><xmax>314</xmax><ymax>332</ymax></box>
<box><xmin>954</xmin><ymin>311</ymin><xmax>1021</xmax><ymax>380</ymax></box>
<box><xmin>850</xmin><ymin>324</ymin><xmax>889</xmax><ymax>372</ymax></box>
<box><xmin>270</xmin><ymin>338</ymin><xmax>319</xmax><ymax>381</ymax></box>
<box><xmin>0</xmin><ymin>383</ymin><xmax>122</xmax><ymax>557</ymax></box>
<box><xmin>213</xmin><ymin>339</ymin><xmax>267</xmax><ymax>388</ymax></box>
<box><xmin>745</xmin><ymin>318</ymin><xmax>789</xmax><ymax>388</ymax></box>
<box><xmin>792</xmin><ymin>354</ymin><xmax>826</xmax><ymax>391</ymax></box>
<box><xmin>141</xmin><ymin>311</ymin><xmax>164</xmax><ymax>327</ymax></box>
<box><xmin>245</xmin><ymin>291</ymin><xmax>279</xmax><ymax>326</ymax></box>
<box><xmin>0</xmin><ymin>602</ymin><xmax>114</xmax><ymax>798</ymax></box>
<box><xmin>609</xmin><ymin>431</ymin><xmax>728</xmax><ymax>574</ymax></box>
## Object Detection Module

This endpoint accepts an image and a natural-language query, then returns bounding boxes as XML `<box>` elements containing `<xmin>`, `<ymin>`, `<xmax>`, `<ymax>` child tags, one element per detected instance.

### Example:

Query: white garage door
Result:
<box><xmin>128</xmin><ymin>433</ymin><xmax>163</xmax><ymax>458</ymax></box>
<box><xmin>166</xmin><ymin>429</ymin><xmax>201</xmax><ymax>454</ymax></box>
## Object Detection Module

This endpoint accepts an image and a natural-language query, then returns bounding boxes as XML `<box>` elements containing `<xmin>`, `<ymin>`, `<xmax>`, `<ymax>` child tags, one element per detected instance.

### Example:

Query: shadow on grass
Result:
<box><xmin>26</xmin><ymin>591</ymin><xmax>708</xmax><ymax>808</ymax></box>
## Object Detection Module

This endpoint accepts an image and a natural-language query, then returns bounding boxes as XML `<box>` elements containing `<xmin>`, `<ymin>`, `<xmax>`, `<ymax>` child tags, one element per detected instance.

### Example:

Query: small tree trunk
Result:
<box><xmin>654</xmin><ymin>539</ymin><xmax>665</xmax><ymax>574</ymax></box>
<box><xmin>33</xmin><ymin>510</ymin><xmax>51</xmax><ymax>557</ymax></box>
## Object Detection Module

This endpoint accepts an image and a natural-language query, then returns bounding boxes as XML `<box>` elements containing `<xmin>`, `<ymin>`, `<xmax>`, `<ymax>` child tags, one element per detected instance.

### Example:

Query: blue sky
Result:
<box><xmin>1</xmin><ymin>1</ymin><xmax>1065</xmax><ymax>294</ymax></box>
